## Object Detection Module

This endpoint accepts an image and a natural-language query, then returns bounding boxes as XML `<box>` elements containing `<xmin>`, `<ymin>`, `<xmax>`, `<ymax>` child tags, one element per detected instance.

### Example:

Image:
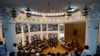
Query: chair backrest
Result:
<box><xmin>94</xmin><ymin>54</ymin><xmax>100</xmax><ymax>56</ymax></box>
<box><xmin>9</xmin><ymin>52</ymin><xmax>15</xmax><ymax>56</ymax></box>
<box><xmin>86</xmin><ymin>55</ymin><xmax>91</xmax><ymax>56</ymax></box>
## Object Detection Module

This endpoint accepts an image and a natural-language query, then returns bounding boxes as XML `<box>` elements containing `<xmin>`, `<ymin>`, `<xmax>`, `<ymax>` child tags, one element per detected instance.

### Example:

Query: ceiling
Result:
<box><xmin>0</xmin><ymin>0</ymin><xmax>100</xmax><ymax>12</ymax></box>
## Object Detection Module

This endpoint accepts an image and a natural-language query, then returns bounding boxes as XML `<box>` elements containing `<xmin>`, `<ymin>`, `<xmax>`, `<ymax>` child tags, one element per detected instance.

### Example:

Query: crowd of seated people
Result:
<box><xmin>9</xmin><ymin>45</ymin><xmax>99</xmax><ymax>56</ymax></box>
<box><xmin>48</xmin><ymin>37</ymin><xmax>58</xmax><ymax>47</ymax></box>
<box><xmin>1</xmin><ymin>39</ymin><xmax>100</xmax><ymax>56</ymax></box>
<box><xmin>46</xmin><ymin>51</ymin><xmax>80</xmax><ymax>56</ymax></box>
<box><xmin>14</xmin><ymin>37</ymin><xmax>48</xmax><ymax>56</ymax></box>
<box><xmin>62</xmin><ymin>38</ymin><xmax>83</xmax><ymax>52</ymax></box>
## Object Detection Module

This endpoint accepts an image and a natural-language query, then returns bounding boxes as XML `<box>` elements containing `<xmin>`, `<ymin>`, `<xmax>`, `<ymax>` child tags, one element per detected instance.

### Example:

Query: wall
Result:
<box><xmin>64</xmin><ymin>22</ymin><xmax>86</xmax><ymax>47</ymax></box>
<box><xmin>0</xmin><ymin>21</ymin><xmax>3</xmax><ymax>42</ymax></box>
<box><xmin>98</xmin><ymin>22</ymin><xmax>100</xmax><ymax>44</ymax></box>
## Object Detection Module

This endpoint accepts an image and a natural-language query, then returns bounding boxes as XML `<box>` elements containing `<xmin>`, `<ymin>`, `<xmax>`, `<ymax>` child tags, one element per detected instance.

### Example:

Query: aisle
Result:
<box><xmin>41</xmin><ymin>40</ymin><xmax>68</xmax><ymax>54</ymax></box>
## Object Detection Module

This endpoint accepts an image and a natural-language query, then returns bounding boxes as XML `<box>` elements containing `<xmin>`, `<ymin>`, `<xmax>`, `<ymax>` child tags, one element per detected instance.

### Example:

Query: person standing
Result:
<box><xmin>12</xmin><ymin>43</ymin><xmax>18</xmax><ymax>56</ymax></box>
<box><xmin>0</xmin><ymin>41</ymin><xmax>6</xmax><ymax>56</ymax></box>
<box><xmin>81</xmin><ymin>45</ymin><xmax>92</xmax><ymax>56</ymax></box>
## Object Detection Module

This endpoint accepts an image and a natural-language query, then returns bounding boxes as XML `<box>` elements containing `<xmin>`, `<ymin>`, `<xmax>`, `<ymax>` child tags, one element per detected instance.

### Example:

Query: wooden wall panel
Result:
<box><xmin>64</xmin><ymin>22</ymin><xmax>86</xmax><ymax>47</ymax></box>
<box><xmin>98</xmin><ymin>22</ymin><xmax>100</xmax><ymax>44</ymax></box>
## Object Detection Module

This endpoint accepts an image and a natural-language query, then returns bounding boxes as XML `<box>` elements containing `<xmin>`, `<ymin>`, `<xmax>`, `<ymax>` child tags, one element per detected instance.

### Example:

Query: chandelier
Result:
<box><xmin>10</xmin><ymin>9</ymin><xmax>17</xmax><ymax>18</ymax></box>
<box><xmin>81</xmin><ymin>6</ymin><xmax>89</xmax><ymax>16</ymax></box>
<box><xmin>25</xmin><ymin>7</ymin><xmax>32</xmax><ymax>17</ymax></box>
<box><xmin>10</xmin><ymin>4</ymin><xmax>90</xmax><ymax>18</ymax></box>
<box><xmin>66</xmin><ymin>3</ymin><xmax>73</xmax><ymax>16</ymax></box>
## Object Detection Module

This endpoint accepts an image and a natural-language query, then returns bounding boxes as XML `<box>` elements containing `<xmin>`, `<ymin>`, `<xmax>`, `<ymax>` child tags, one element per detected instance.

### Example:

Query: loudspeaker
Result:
<box><xmin>73</xmin><ymin>29</ymin><xmax>77</xmax><ymax>35</ymax></box>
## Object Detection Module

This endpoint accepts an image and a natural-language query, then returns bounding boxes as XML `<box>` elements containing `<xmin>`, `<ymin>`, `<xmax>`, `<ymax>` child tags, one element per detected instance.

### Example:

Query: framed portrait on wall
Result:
<box><xmin>15</xmin><ymin>23</ymin><xmax>21</xmax><ymax>34</ymax></box>
<box><xmin>30</xmin><ymin>24</ymin><xmax>33</xmax><ymax>32</ymax></box>
<box><xmin>30</xmin><ymin>24</ymin><xmax>41</xmax><ymax>32</ymax></box>
<box><xmin>23</xmin><ymin>24</ymin><xmax>28</xmax><ymax>33</ymax></box>
<box><xmin>48</xmin><ymin>24</ymin><xmax>58</xmax><ymax>31</ymax></box>
<box><xmin>42</xmin><ymin>24</ymin><xmax>47</xmax><ymax>31</ymax></box>
<box><xmin>60</xmin><ymin>24</ymin><xmax>64</xmax><ymax>31</ymax></box>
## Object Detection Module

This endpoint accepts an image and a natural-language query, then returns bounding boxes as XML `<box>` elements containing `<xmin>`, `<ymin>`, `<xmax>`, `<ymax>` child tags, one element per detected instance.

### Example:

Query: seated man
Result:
<box><xmin>81</xmin><ymin>45</ymin><xmax>92</xmax><ymax>56</ymax></box>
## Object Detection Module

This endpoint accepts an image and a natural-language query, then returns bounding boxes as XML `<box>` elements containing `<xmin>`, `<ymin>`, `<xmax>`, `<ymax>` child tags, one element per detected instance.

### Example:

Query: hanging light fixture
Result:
<box><xmin>26</xmin><ymin>7</ymin><xmax>31</xmax><ymax>17</ymax></box>
<box><xmin>66</xmin><ymin>3</ymin><xmax>73</xmax><ymax>16</ymax></box>
<box><xmin>81</xmin><ymin>6</ymin><xmax>89</xmax><ymax>16</ymax></box>
<box><xmin>10</xmin><ymin>9</ymin><xmax>17</xmax><ymax>18</ymax></box>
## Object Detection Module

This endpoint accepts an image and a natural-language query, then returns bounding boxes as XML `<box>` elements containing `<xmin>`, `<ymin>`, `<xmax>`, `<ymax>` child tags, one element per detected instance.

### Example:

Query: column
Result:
<box><xmin>4</xmin><ymin>21</ymin><xmax>16</xmax><ymax>52</ymax></box>
<box><xmin>58</xmin><ymin>24</ymin><xmax>60</xmax><ymax>40</ymax></box>
<box><xmin>21</xmin><ymin>24</ymin><xmax>25</xmax><ymax>45</ymax></box>
<box><xmin>85</xmin><ymin>3</ymin><xmax>100</xmax><ymax>55</ymax></box>
<box><xmin>47</xmin><ymin>24</ymin><xmax>48</xmax><ymax>39</ymax></box>
<box><xmin>63</xmin><ymin>24</ymin><xmax>65</xmax><ymax>40</ymax></box>
<box><xmin>0</xmin><ymin>7</ymin><xmax>16</xmax><ymax>53</ymax></box>
<box><xmin>59</xmin><ymin>24</ymin><xmax>64</xmax><ymax>40</ymax></box>
<box><xmin>40</xmin><ymin>24</ymin><xmax>43</xmax><ymax>40</ymax></box>
<box><xmin>28</xmin><ymin>24</ymin><xmax>31</xmax><ymax>43</ymax></box>
<box><xmin>85</xmin><ymin>21</ymin><xmax>99</xmax><ymax>55</ymax></box>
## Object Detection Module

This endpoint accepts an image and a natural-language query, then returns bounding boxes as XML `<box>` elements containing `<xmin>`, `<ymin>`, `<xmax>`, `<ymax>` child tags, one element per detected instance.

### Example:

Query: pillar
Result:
<box><xmin>47</xmin><ymin>24</ymin><xmax>48</xmax><ymax>39</ymax></box>
<box><xmin>85</xmin><ymin>3</ymin><xmax>100</xmax><ymax>55</ymax></box>
<box><xmin>28</xmin><ymin>24</ymin><xmax>31</xmax><ymax>43</ymax></box>
<box><xmin>40</xmin><ymin>24</ymin><xmax>43</xmax><ymax>40</ymax></box>
<box><xmin>0</xmin><ymin>7</ymin><xmax>16</xmax><ymax>53</ymax></box>
<box><xmin>85</xmin><ymin>21</ymin><xmax>99</xmax><ymax>55</ymax></box>
<box><xmin>21</xmin><ymin>24</ymin><xmax>25</xmax><ymax>45</ymax></box>
<box><xmin>59</xmin><ymin>24</ymin><xmax>64</xmax><ymax>40</ymax></box>
<box><xmin>58</xmin><ymin>24</ymin><xmax>60</xmax><ymax>40</ymax></box>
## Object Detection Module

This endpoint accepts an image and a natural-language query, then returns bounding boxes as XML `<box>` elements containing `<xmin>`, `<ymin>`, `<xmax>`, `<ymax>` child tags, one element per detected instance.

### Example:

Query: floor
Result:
<box><xmin>41</xmin><ymin>40</ymin><xmax>71</xmax><ymax>54</ymax></box>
